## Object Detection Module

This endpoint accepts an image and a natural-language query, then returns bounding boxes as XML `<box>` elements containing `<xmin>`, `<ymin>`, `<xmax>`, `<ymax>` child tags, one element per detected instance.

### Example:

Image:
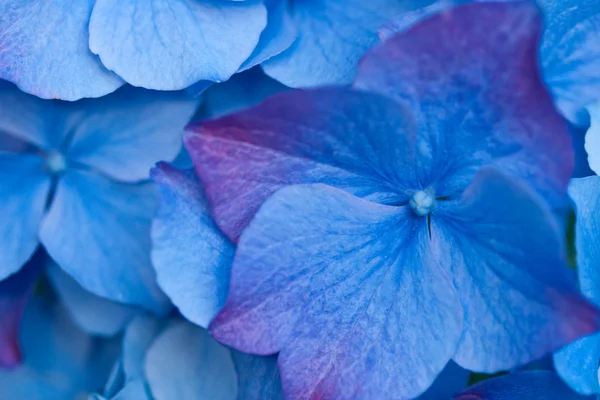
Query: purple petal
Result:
<box><xmin>210</xmin><ymin>184</ymin><xmax>462</xmax><ymax>399</ymax></box>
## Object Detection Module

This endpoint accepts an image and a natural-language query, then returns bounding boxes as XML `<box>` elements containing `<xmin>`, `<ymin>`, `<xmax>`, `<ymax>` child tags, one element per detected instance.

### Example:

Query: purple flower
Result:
<box><xmin>183</xmin><ymin>2</ymin><xmax>600</xmax><ymax>398</ymax></box>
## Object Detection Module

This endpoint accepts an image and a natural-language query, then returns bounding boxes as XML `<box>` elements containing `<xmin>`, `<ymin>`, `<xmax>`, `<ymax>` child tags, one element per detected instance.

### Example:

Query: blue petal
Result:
<box><xmin>151</xmin><ymin>163</ymin><xmax>233</xmax><ymax>327</ymax></box>
<box><xmin>66</xmin><ymin>86</ymin><xmax>198</xmax><ymax>183</ymax></box>
<box><xmin>210</xmin><ymin>184</ymin><xmax>462</xmax><ymax>399</ymax></box>
<box><xmin>571</xmin><ymin>122</ymin><xmax>594</xmax><ymax>178</ymax></box>
<box><xmin>240</xmin><ymin>0</ymin><xmax>297</xmax><ymax>71</ymax></box>
<box><xmin>417</xmin><ymin>361</ymin><xmax>469</xmax><ymax>400</ymax></box>
<box><xmin>39</xmin><ymin>170</ymin><xmax>171</xmax><ymax>314</ymax></box>
<box><xmin>540</xmin><ymin>0</ymin><xmax>600</xmax><ymax>125</ymax></box>
<box><xmin>47</xmin><ymin>262</ymin><xmax>139</xmax><ymax>337</ymax></box>
<box><xmin>0</xmin><ymin>251</ymin><xmax>43</xmax><ymax>367</ymax></box>
<box><xmin>145</xmin><ymin>320</ymin><xmax>237</xmax><ymax>400</ymax></box>
<box><xmin>355</xmin><ymin>1</ymin><xmax>573</xmax><ymax>209</ymax></box>
<box><xmin>232</xmin><ymin>352</ymin><xmax>282</xmax><ymax>400</ymax></box>
<box><xmin>455</xmin><ymin>371</ymin><xmax>593</xmax><ymax>400</ymax></box>
<box><xmin>0</xmin><ymin>0</ymin><xmax>122</xmax><ymax>100</ymax></box>
<box><xmin>111</xmin><ymin>380</ymin><xmax>151</xmax><ymax>400</ymax></box>
<box><xmin>185</xmin><ymin>88</ymin><xmax>419</xmax><ymax>241</ymax></box>
<box><xmin>122</xmin><ymin>315</ymin><xmax>165</xmax><ymax>382</ymax></box>
<box><xmin>585</xmin><ymin>102</ymin><xmax>600</xmax><ymax>175</ymax></box>
<box><xmin>0</xmin><ymin>80</ymin><xmax>68</xmax><ymax>151</ymax></box>
<box><xmin>89</xmin><ymin>0</ymin><xmax>267</xmax><ymax>90</ymax></box>
<box><xmin>435</xmin><ymin>168</ymin><xmax>600</xmax><ymax>372</ymax></box>
<box><xmin>263</xmin><ymin>0</ymin><xmax>434</xmax><ymax>87</ymax></box>
<box><xmin>554</xmin><ymin>176</ymin><xmax>600</xmax><ymax>395</ymax></box>
<box><xmin>0</xmin><ymin>153</ymin><xmax>50</xmax><ymax>279</ymax></box>
<box><xmin>0</xmin><ymin>296</ymin><xmax>119</xmax><ymax>400</ymax></box>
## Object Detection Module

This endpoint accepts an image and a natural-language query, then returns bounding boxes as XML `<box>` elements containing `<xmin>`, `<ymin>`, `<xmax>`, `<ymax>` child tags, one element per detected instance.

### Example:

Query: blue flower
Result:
<box><xmin>93</xmin><ymin>315</ymin><xmax>282</xmax><ymax>400</ymax></box>
<box><xmin>455</xmin><ymin>371</ymin><xmax>592</xmax><ymax>400</ymax></box>
<box><xmin>0</xmin><ymin>80</ymin><xmax>198</xmax><ymax>313</ymax></box>
<box><xmin>0</xmin><ymin>0</ymin><xmax>280</xmax><ymax>99</ymax></box>
<box><xmin>0</xmin><ymin>289</ymin><xmax>120</xmax><ymax>400</ymax></box>
<box><xmin>183</xmin><ymin>2</ymin><xmax>600</xmax><ymax>398</ymax></box>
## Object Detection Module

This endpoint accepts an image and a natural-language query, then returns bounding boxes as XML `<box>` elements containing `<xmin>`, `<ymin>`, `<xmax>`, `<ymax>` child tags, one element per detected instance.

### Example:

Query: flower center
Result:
<box><xmin>45</xmin><ymin>151</ymin><xmax>68</xmax><ymax>174</ymax></box>
<box><xmin>409</xmin><ymin>190</ymin><xmax>435</xmax><ymax>216</ymax></box>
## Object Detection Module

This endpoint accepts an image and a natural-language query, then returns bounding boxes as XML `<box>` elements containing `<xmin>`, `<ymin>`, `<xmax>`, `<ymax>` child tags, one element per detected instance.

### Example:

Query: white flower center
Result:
<box><xmin>46</xmin><ymin>151</ymin><xmax>67</xmax><ymax>174</ymax></box>
<box><xmin>409</xmin><ymin>190</ymin><xmax>435</xmax><ymax>216</ymax></box>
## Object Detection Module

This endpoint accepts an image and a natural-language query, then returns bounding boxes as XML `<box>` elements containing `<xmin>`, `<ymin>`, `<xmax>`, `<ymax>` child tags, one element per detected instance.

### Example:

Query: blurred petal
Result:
<box><xmin>355</xmin><ymin>1</ymin><xmax>572</xmax><ymax>208</ymax></box>
<box><xmin>540</xmin><ymin>0</ymin><xmax>600</xmax><ymax>125</ymax></box>
<box><xmin>0</xmin><ymin>0</ymin><xmax>122</xmax><ymax>100</ymax></box>
<box><xmin>585</xmin><ymin>102</ymin><xmax>600</xmax><ymax>175</ymax></box>
<box><xmin>111</xmin><ymin>380</ymin><xmax>151</xmax><ymax>400</ymax></box>
<box><xmin>232</xmin><ymin>352</ymin><xmax>282</xmax><ymax>400</ymax></box>
<box><xmin>455</xmin><ymin>371</ymin><xmax>592</xmax><ymax>399</ymax></box>
<box><xmin>185</xmin><ymin>88</ymin><xmax>419</xmax><ymax>240</ymax></box>
<box><xmin>145</xmin><ymin>321</ymin><xmax>237</xmax><ymax>400</ymax></box>
<box><xmin>122</xmin><ymin>316</ymin><xmax>165</xmax><ymax>382</ymax></box>
<box><xmin>240</xmin><ymin>0</ymin><xmax>297</xmax><ymax>70</ymax></box>
<box><xmin>436</xmin><ymin>168</ymin><xmax>600</xmax><ymax>372</ymax></box>
<box><xmin>0</xmin><ymin>250</ymin><xmax>43</xmax><ymax>368</ymax></box>
<box><xmin>0</xmin><ymin>296</ymin><xmax>119</xmax><ymax>400</ymax></box>
<box><xmin>89</xmin><ymin>0</ymin><xmax>266</xmax><ymax>90</ymax></box>
<box><xmin>47</xmin><ymin>262</ymin><xmax>139</xmax><ymax>337</ymax></box>
<box><xmin>39</xmin><ymin>170</ymin><xmax>170</xmax><ymax>313</ymax></box>
<box><xmin>0</xmin><ymin>153</ymin><xmax>50</xmax><ymax>279</ymax></box>
<box><xmin>210</xmin><ymin>184</ymin><xmax>462</xmax><ymax>399</ymax></box>
<box><xmin>263</xmin><ymin>0</ymin><xmax>434</xmax><ymax>87</ymax></box>
<box><xmin>151</xmin><ymin>164</ymin><xmax>233</xmax><ymax>327</ymax></box>
<box><xmin>66</xmin><ymin>87</ymin><xmax>198</xmax><ymax>183</ymax></box>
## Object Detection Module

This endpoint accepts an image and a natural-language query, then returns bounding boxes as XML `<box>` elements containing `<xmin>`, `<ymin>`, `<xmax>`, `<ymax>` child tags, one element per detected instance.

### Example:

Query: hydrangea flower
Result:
<box><xmin>455</xmin><ymin>371</ymin><xmax>592</xmax><ymax>400</ymax></box>
<box><xmin>183</xmin><ymin>2</ymin><xmax>600</xmax><ymax>398</ymax></box>
<box><xmin>0</xmin><ymin>0</ymin><xmax>285</xmax><ymax>99</ymax></box>
<box><xmin>92</xmin><ymin>315</ymin><xmax>282</xmax><ymax>400</ymax></box>
<box><xmin>0</xmin><ymin>290</ymin><xmax>119</xmax><ymax>400</ymax></box>
<box><xmin>0</xmin><ymin>80</ymin><xmax>197</xmax><ymax>313</ymax></box>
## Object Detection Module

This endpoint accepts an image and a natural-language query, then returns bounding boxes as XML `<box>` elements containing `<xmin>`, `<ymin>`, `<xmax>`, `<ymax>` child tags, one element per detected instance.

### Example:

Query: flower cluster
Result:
<box><xmin>0</xmin><ymin>0</ymin><xmax>600</xmax><ymax>399</ymax></box>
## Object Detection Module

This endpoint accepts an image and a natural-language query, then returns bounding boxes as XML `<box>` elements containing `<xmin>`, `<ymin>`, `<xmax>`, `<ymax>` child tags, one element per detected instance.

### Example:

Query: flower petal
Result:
<box><xmin>0</xmin><ymin>0</ymin><xmax>122</xmax><ymax>100</ymax></box>
<box><xmin>262</xmin><ymin>0</ymin><xmax>433</xmax><ymax>87</ymax></box>
<box><xmin>418</xmin><ymin>361</ymin><xmax>469</xmax><ymax>400</ymax></box>
<box><xmin>210</xmin><ymin>184</ymin><xmax>462</xmax><ymax>399</ymax></box>
<box><xmin>46</xmin><ymin>262</ymin><xmax>139</xmax><ymax>337</ymax></box>
<box><xmin>554</xmin><ymin>333</ymin><xmax>600</xmax><ymax>396</ymax></box>
<box><xmin>0</xmin><ymin>250</ymin><xmax>43</xmax><ymax>368</ymax></box>
<box><xmin>185</xmin><ymin>88</ymin><xmax>420</xmax><ymax>240</ymax></box>
<box><xmin>232</xmin><ymin>352</ymin><xmax>282</xmax><ymax>400</ymax></box>
<box><xmin>435</xmin><ymin>168</ymin><xmax>600</xmax><ymax>372</ymax></box>
<box><xmin>151</xmin><ymin>163</ymin><xmax>233</xmax><ymax>327</ymax></box>
<box><xmin>455</xmin><ymin>371</ymin><xmax>591</xmax><ymax>400</ymax></box>
<box><xmin>89</xmin><ymin>0</ymin><xmax>267</xmax><ymax>90</ymax></box>
<box><xmin>355</xmin><ymin>1</ymin><xmax>572</xmax><ymax>207</ymax></box>
<box><xmin>0</xmin><ymin>153</ymin><xmax>50</xmax><ymax>279</ymax></box>
<box><xmin>66</xmin><ymin>87</ymin><xmax>198</xmax><ymax>183</ymax></box>
<box><xmin>540</xmin><ymin>0</ymin><xmax>600</xmax><ymax>125</ymax></box>
<box><xmin>39</xmin><ymin>170</ymin><xmax>170</xmax><ymax>313</ymax></box>
<box><xmin>122</xmin><ymin>316</ymin><xmax>165</xmax><ymax>382</ymax></box>
<box><xmin>145</xmin><ymin>321</ymin><xmax>237</xmax><ymax>400</ymax></box>
<box><xmin>584</xmin><ymin>102</ymin><xmax>600</xmax><ymax>175</ymax></box>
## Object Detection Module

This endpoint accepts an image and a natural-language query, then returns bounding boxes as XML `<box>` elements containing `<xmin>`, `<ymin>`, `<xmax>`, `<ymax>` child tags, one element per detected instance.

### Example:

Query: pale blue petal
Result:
<box><xmin>39</xmin><ymin>170</ymin><xmax>171</xmax><ymax>314</ymax></box>
<box><xmin>262</xmin><ymin>0</ymin><xmax>434</xmax><ymax>87</ymax></box>
<box><xmin>47</xmin><ymin>262</ymin><xmax>139</xmax><ymax>337</ymax></box>
<box><xmin>151</xmin><ymin>164</ymin><xmax>233</xmax><ymax>327</ymax></box>
<box><xmin>555</xmin><ymin>333</ymin><xmax>600</xmax><ymax>396</ymax></box>
<box><xmin>145</xmin><ymin>321</ymin><xmax>237</xmax><ymax>400</ymax></box>
<box><xmin>89</xmin><ymin>0</ymin><xmax>267</xmax><ymax>90</ymax></box>
<box><xmin>112</xmin><ymin>380</ymin><xmax>151</xmax><ymax>400</ymax></box>
<box><xmin>585</xmin><ymin>102</ymin><xmax>600</xmax><ymax>175</ymax></box>
<box><xmin>122</xmin><ymin>315</ymin><xmax>166</xmax><ymax>382</ymax></box>
<box><xmin>66</xmin><ymin>87</ymin><xmax>199</xmax><ymax>183</ymax></box>
<box><xmin>232</xmin><ymin>352</ymin><xmax>282</xmax><ymax>400</ymax></box>
<box><xmin>0</xmin><ymin>0</ymin><xmax>122</xmax><ymax>100</ymax></box>
<box><xmin>0</xmin><ymin>153</ymin><xmax>50</xmax><ymax>279</ymax></box>
<box><xmin>240</xmin><ymin>0</ymin><xmax>297</xmax><ymax>70</ymax></box>
<box><xmin>210</xmin><ymin>184</ymin><xmax>462</xmax><ymax>399</ymax></box>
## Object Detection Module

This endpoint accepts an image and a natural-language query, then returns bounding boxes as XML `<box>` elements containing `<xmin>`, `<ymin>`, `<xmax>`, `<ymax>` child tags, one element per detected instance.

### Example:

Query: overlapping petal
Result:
<box><xmin>584</xmin><ymin>102</ymin><xmax>600</xmax><ymax>175</ymax></box>
<box><xmin>0</xmin><ymin>0</ymin><xmax>123</xmax><ymax>100</ymax></box>
<box><xmin>210</xmin><ymin>184</ymin><xmax>462</xmax><ymax>399</ymax></box>
<box><xmin>355</xmin><ymin>1</ymin><xmax>572</xmax><ymax>207</ymax></box>
<box><xmin>151</xmin><ymin>163</ymin><xmax>233</xmax><ymax>327</ymax></box>
<box><xmin>39</xmin><ymin>170</ymin><xmax>170</xmax><ymax>313</ymax></box>
<box><xmin>89</xmin><ymin>0</ymin><xmax>267</xmax><ymax>90</ymax></box>
<box><xmin>232</xmin><ymin>352</ymin><xmax>282</xmax><ymax>400</ymax></box>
